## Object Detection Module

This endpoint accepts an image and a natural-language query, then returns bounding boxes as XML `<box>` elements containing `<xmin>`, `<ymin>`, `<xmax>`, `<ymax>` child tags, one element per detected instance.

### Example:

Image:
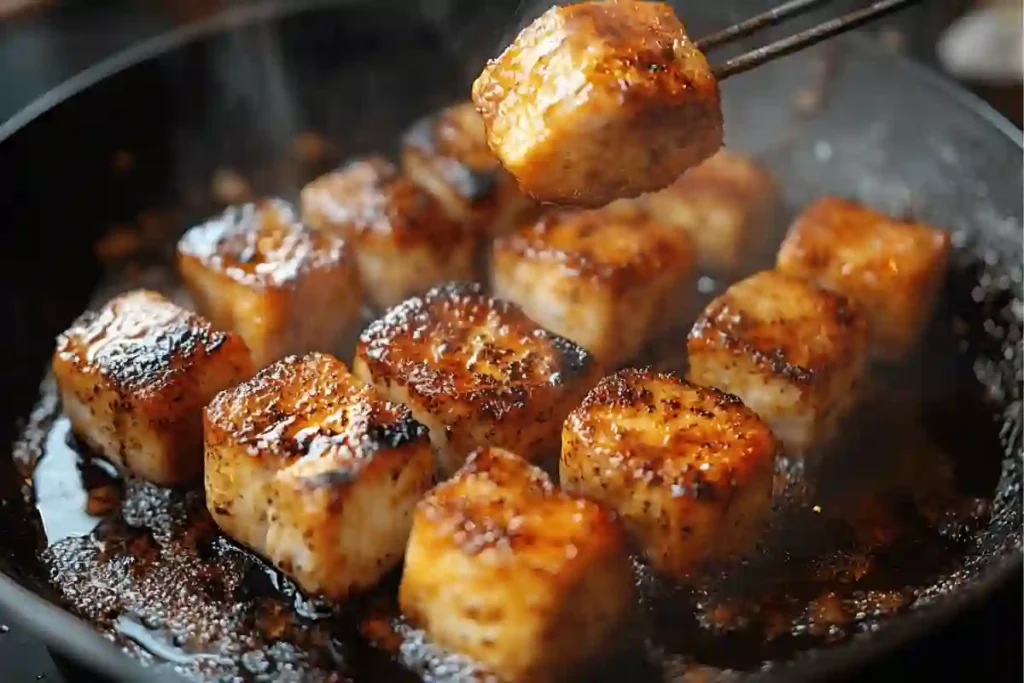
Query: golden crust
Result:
<box><xmin>689</xmin><ymin>271</ymin><xmax>867</xmax><ymax>385</ymax></box>
<box><xmin>472</xmin><ymin>0</ymin><xmax>722</xmax><ymax>206</ymax></box>
<box><xmin>204</xmin><ymin>352</ymin><xmax>435</xmax><ymax>600</ymax></box>
<box><xmin>300</xmin><ymin>157</ymin><xmax>477</xmax><ymax>309</ymax></box>
<box><xmin>204</xmin><ymin>352</ymin><xmax>427</xmax><ymax>465</ymax></box>
<box><xmin>55</xmin><ymin>290</ymin><xmax>246</xmax><ymax>396</ymax></box>
<box><xmin>776</xmin><ymin>196</ymin><xmax>950</xmax><ymax>360</ymax></box>
<box><xmin>177</xmin><ymin>198</ymin><xmax>349</xmax><ymax>288</ymax></box>
<box><xmin>401</xmin><ymin>102</ymin><xmax>531</xmax><ymax>235</ymax></box>
<box><xmin>354</xmin><ymin>281</ymin><xmax>600</xmax><ymax>473</ymax></box>
<box><xmin>687</xmin><ymin>270</ymin><xmax>869</xmax><ymax>457</ymax></box>
<box><xmin>177</xmin><ymin>199</ymin><xmax>361</xmax><ymax>367</ymax></box>
<box><xmin>561</xmin><ymin>369</ymin><xmax>776</xmax><ymax>578</ymax></box>
<box><xmin>412</xmin><ymin>447</ymin><xmax>622</xmax><ymax>569</ymax></box>
<box><xmin>53</xmin><ymin>289</ymin><xmax>254</xmax><ymax>485</ymax></box>
<box><xmin>399</xmin><ymin>447</ymin><xmax>634</xmax><ymax>682</ymax></box>
<box><xmin>491</xmin><ymin>205</ymin><xmax>695</xmax><ymax>364</ymax></box>
<box><xmin>301</xmin><ymin>156</ymin><xmax>467</xmax><ymax>246</ymax></box>
<box><xmin>495</xmin><ymin>206</ymin><xmax>694</xmax><ymax>290</ymax></box>
<box><xmin>404</xmin><ymin>103</ymin><xmax>500</xmax><ymax>186</ymax></box>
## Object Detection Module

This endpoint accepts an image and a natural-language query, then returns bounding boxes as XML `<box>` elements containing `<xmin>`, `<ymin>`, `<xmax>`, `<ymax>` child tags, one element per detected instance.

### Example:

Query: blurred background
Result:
<box><xmin>0</xmin><ymin>0</ymin><xmax>1020</xmax><ymax>681</ymax></box>
<box><xmin>0</xmin><ymin>0</ymin><xmax>1020</xmax><ymax>130</ymax></box>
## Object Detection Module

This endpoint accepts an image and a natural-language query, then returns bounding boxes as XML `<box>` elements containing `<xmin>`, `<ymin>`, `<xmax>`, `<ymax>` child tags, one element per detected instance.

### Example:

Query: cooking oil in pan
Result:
<box><xmin>17</xmin><ymin>309</ymin><xmax>1001</xmax><ymax>682</ymax></box>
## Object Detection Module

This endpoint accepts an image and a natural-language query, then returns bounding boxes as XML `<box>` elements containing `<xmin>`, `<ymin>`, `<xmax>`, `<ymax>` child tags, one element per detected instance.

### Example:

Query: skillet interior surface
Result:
<box><xmin>0</xmin><ymin>1</ymin><xmax>1021</xmax><ymax>681</ymax></box>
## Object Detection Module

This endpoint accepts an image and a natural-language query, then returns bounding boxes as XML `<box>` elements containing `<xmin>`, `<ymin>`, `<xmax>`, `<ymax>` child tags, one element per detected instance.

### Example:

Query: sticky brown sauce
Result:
<box><xmin>12</xmin><ymin>240</ymin><xmax>1012</xmax><ymax>682</ymax></box>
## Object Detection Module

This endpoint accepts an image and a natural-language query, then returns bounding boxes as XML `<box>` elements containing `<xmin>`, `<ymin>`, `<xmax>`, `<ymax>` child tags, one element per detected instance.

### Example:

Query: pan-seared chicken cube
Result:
<box><xmin>52</xmin><ymin>289</ymin><xmax>254</xmax><ymax>486</ymax></box>
<box><xmin>640</xmin><ymin>149</ymin><xmax>780</xmax><ymax>272</ymax></box>
<box><xmin>301</xmin><ymin>157</ymin><xmax>476</xmax><ymax>310</ymax></box>
<box><xmin>399</xmin><ymin>447</ymin><xmax>635</xmax><ymax>682</ymax></box>
<box><xmin>561</xmin><ymin>369</ymin><xmax>777</xmax><ymax>579</ymax></box>
<box><xmin>687</xmin><ymin>271</ymin><xmax>869</xmax><ymax>459</ymax></box>
<box><xmin>776</xmin><ymin>196</ymin><xmax>951</xmax><ymax>360</ymax></box>
<box><xmin>353</xmin><ymin>282</ymin><xmax>600</xmax><ymax>474</ymax></box>
<box><xmin>472</xmin><ymin>0</ymin><xmax>723</xmax><ymax>207</ymax></box>
<box><xmin>177</xmin><ymin>198</ymin><xmax>361</xmax><ymax>368</ymax></box>
<box><xmin>401</xmin><ymin>102</ymin><xmax>533</xmax><ymax>238</ymax></box>
<box><xmin>491</xmin><ymin>205</ymin><xmax>695</xmax><ymax>366</ymax></box>
<box><xmin>204</xmin><ymin>352</ymin><xmax>435</xmax><ymax>600</ymax></box>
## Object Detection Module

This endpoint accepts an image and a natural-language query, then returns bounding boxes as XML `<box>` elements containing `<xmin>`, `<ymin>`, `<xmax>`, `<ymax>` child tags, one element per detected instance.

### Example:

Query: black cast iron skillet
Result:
<box><xmin>0</xmin><ymin>1</ymin><xmax>1020</xmax><ymax>681</ymax></box>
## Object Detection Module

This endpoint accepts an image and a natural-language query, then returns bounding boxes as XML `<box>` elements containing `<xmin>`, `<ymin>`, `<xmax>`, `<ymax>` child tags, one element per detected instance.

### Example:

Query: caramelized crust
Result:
<box><xmin>561</xmin><ymin>369</ymin><xmax>777</xmax><ymax>578</ymax></box>
<box><xmin>53</xmin><ymin>289</ymin><xmax>253</xmax><ymax>485</ymax></box>
<box><xmin>472</xmin><ymin>0</ymin><xmax>722</xmax><ymax>206</ymax></box>
<box><xmin>204</xmin><ymin>352</ymin><xmax>435</xmax><ymax>599</ymax></box>
<box><xmin>204</xmin><ymin>352</ymin><xmax>426</xmax><ymax>461</ymax></box>
<box><xmin>354</xmin><ymin>281</ymin><xmax>600</xmax><ymax>474</ymax></box>
<box><xmin>690</xmin><ymin>271</ymin><xmax>866</xmax><ymax>382</ymax></box>
<box><xmin>300</xmin><ymin>157</ymin><xmax>476</xmax><ymax>309</ymax></box>
<box><xmin>688</xmin><ymin>270</ymin><xmax>869</xmax><ymax>458</ymax></box>
<box><xmin>399</xmin><ymin>447</ymin><xmax>634</xmax><ymax>682</ymax></box>
<box><xmin>177</xmin><ymin>198</ymin><xmax>361</xmax><ymax>367</ymax></box>
<box><xmin>178</xmin><ymin>199</ymin><xmax>347</xmax><ymax>287</ymax></box>
<box><xmin>401</xmin><ymin>102</ymin><xmax>531</xmax><ymax>237</ymax></box>
<box><xmin>492</xmin><ymin>205</ymin><xmax>695</xmax><ymax>364</ymax></box>
<box><xmin>640</xmin><ymin>149</ymin><xmax>780</xmax><ymax>272</ymax></box>
<box><xmin>776</xmin><ymin>196</ymin><xmax>950</xmax><ymax>360</ymax></box>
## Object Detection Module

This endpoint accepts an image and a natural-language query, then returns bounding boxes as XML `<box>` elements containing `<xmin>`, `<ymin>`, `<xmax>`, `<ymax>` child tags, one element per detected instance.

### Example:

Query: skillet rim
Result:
<box><xmin>0</xmin><ymin>0</ymin><xmax>1020</xmax><ymax>680</ymax></box>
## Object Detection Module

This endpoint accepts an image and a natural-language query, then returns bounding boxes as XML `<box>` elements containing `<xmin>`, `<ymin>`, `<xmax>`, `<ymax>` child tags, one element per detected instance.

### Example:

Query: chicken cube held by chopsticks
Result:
<box><xmin>776</xmin><ymin>196</ymin><xmax>950</xmax><ymax>360</ymax></box>
<box><xmin>177</xmin><ymin>198</ymin><xmax>362</xmax><ymax>368</ymax></box>
<box><xmin>688</xmin><ymin>271</ymin><xmax>869</xmax><ymax>460</ymax></box>
<box><xmin>204</xmin><ymin>352</ymin><xmax>435</xmax><ymax>600</ymax></box>
<box><xmin>354</xmin><ymin>282</ymin><xmax>601</xmax><ymax>475</ymax></box>
<box><xmin>491</xmin><ymin>204</ymin><xmax>695</xmax><ymax>366</ymax></box>
<box><xmin>562</xmin><ymin>369</ymin><xmax>777</xmax><ymax>579</ymax></box>
<box><xmin>472</xmin><ymin>0</ymin><xmax>723</xmax><ymax>207</ymax></box>
<box><xmin>399</xmin><ymin>447</ymin><xmax>635</xmax><ymax>682</ymax></box>
<box><xmin>53</xmin><ymin>289</ymin><xmax>254</xmax><ymax>486</ymax></box>
<box><xmin>301</xmin><ymin>157</ymin><xmax>476</xmax><ymax>310</ymax></box>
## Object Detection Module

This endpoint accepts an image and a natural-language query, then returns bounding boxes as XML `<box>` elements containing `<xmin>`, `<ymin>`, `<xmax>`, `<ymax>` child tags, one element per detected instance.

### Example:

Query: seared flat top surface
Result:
<box><xmin>0</xmin><ymin>1</ymin><xmax>1020</xmax><ymax>682</ymax></box>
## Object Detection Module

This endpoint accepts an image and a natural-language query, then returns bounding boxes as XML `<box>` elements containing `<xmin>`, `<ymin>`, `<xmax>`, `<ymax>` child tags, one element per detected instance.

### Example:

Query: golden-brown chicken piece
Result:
<box><xmin>52</xmin><ymin>289</ymin><xmax>254</xmax><ymax>486</ymax></box>
<box><xmin>353</xmin><ymin>282</ymin><xmax>601</xmax><ymax>474</ymax></box>
<box><xmin>688</xmin><ymin>271</ymin><xmax>869</xmax><ymax>459</ymax></box>
<box><xmin>491</xmin><ymin>205</ymin><xmax>695</xmax><ymax>366</ymax></box>
<box><xmin>204</xmin><ymin>352</ymin><xmax>435</xmax><ymax>600</ymax></box>
<box><xmin>401</xmin><ymin>101</ymin><xmax>533</xmax><ymax>238</ymax></box>
<box><xmin>639</xmin><ymin>149</ymin><xmax>780</xmax><ymax>272</ymax></box>
<box><xmin>472</xmin><ymin>0</ymin><xmax>723</xmax><ymax>207</ymax></box>
<box><xmin>776</xmin><ymin>196</ymin><xmax>951</xmax><ymax>360</ymax></box>
<box><xmin>177</xmin><ymin>198</ymin><xmax>361</xmax><ymax>368</ymax></box>
<box><xmin>399</xmin><ymin>447</ymin><xmax>635</xmax><ymax>682</ymax></box>
<box><xmin>301</xmin><ymin>157</ymin><xmax>477</xmax><ymax>310</ymax></box>
<box><xmin>561</xmin><ymin>369</ymin><xmax>777</xmax><ymax>579</ymax></box>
